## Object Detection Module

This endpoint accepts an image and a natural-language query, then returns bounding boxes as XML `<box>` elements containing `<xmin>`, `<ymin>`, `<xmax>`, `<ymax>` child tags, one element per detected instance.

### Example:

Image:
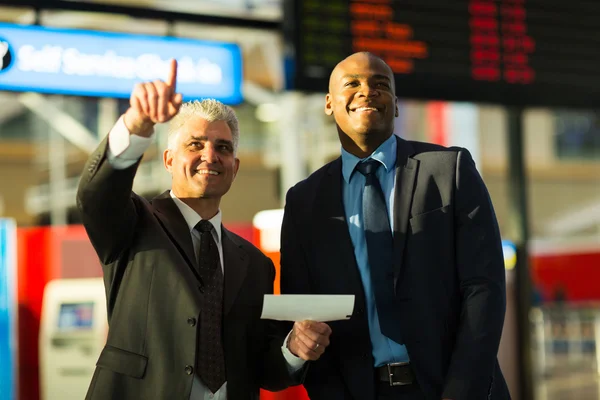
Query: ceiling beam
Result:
<box><xmin>0</xmin><ymin>0</ymin><xmax>280</xmax><ymax>30</ymax></box>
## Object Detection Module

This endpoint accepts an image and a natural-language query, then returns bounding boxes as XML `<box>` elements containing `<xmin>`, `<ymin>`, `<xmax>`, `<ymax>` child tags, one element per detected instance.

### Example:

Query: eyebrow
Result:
<box><xmin>187</xmin><ymin>136</ymin><xmax>233</xmax><ymax>147</ymax></box>
<box><xmin>187</xmin><ymin>135</ymin><xmax>208</xmax><ymax>142</ymax></box>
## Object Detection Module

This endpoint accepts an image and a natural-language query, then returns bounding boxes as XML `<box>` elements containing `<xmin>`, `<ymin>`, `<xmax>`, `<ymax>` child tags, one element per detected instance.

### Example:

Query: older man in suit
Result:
<box><xmin>280</xmin><ymin>52</ymin><xmax>511</xmax><ymax>400</ymax></box>
<box><xmin>77</xmin><ymin>60</ymin><xmax>331</xmax><ymax>400</ymax></box>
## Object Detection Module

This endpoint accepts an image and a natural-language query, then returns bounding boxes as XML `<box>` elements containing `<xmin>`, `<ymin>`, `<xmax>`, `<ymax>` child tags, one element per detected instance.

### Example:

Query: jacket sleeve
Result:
<box><xmin>442</xmin><ymin>149</ymin><xmax>507</xmax><ymax>399</ymax></box>
<box><xmin>76</xmin><ymin>136</ymin><xmax>141</xmax><ymax>266</ymax></box>
<box><xmin>256</xmin><ymin>256</ymin><xmax>306</xmax><ymax>391</ymax></box>
<box><xmin>279</xmin><ymin>185</ymin><xmax>348</xmax><ymax>399</ymax></box>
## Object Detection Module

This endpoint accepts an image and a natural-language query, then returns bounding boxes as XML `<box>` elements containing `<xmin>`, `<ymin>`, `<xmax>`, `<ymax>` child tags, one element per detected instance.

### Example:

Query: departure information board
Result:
<box><xmin>286</xmin><ymin>0</ymin><xmax>600</xmax><ymax>108</ymax></box>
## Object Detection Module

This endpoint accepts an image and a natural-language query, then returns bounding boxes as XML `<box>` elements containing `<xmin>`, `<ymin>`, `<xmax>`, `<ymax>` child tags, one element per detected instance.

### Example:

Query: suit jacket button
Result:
<box><xmin>185</xmin><ymin>365</ymin><xmax>194</xmax><ymax>375</ymax></box>
<box><xmin>187</xmin><ymin>317</ymin><xmax>197</xmax><ymax>326</ymax></box>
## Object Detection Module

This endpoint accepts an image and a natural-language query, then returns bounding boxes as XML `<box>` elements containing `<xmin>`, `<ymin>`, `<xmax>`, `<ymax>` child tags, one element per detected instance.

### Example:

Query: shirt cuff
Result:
<box><xmin>282</xmin><ymin>330</ymin><xmax>306</xmax><ymax>373</ymax></box>
<box><xmin>107</xmin><ymin>115</ymin><xmax>155</xmax><ymax>169</ymax></box>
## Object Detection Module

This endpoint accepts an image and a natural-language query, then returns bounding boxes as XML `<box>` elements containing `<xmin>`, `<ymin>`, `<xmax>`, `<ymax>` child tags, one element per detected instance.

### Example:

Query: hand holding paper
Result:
<box><xmin>288</xmin><ymin>320</ymin><xmax>332</xmax><ymax>361</ymax></box>
<box><xmin>262</xmin><ymin>294</ymin><xmax>354</xmax><ymax>362</ymax></box>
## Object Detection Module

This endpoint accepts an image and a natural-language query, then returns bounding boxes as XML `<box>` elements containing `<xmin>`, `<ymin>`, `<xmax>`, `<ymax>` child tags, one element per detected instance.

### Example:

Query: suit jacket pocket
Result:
<box><xmin>409</xmin><ymin>205</ymin><xmax>450</xmax><ymax>234</ymax></box>
<box><xmin>97</xmin><ymin>345</ymin><xmax>148</xmax><ymax>379</ymax></box>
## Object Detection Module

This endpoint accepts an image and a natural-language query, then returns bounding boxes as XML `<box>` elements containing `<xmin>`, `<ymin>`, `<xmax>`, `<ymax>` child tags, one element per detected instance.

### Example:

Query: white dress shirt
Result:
<box><xmin>170</xmin><ymin>196</ymin><xmax>226</xmax><ymax>400</ymax></box>
<box><xmin>105</xmin><ymin>117</ymin><xmax>305</xmax><ymax>399</ymax></box>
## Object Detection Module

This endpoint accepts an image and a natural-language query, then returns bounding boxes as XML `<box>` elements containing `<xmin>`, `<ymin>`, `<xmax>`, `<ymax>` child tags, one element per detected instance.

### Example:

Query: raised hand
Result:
<box><xmin>123</xmin><ymin>59</ymin><xmax>183</xmax><ymax>137</ymax></box>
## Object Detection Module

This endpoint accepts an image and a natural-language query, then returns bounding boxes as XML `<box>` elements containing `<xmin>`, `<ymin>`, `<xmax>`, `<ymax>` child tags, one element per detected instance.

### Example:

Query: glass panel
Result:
<box><xmin>555</xmin><ymin>110</ymin><xmax>600</xmax><ymax>161</ymax></box>
<box><xmin>525</xmin><ymin>107</ymin><xmax>600</xmax><ymax>399</ymax></box>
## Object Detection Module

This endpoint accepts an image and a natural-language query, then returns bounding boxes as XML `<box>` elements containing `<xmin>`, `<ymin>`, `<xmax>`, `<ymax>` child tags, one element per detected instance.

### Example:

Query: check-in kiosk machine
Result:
<box><xmin>39</xmin><ymin>278</ymin><xmax>107</xmax><ymax>400</ymax></box>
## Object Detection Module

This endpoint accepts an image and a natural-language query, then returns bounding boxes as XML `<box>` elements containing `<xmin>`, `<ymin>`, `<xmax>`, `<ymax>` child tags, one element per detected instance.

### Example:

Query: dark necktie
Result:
<box><xmin>194</xmin><ymin>220</ymin><xmax>226</xmax><ymax>393</ymax></box>
<box><xmin>356</xmin><ymin>159</ymin><xmax>403</xmax><ymax>344</ymax></box>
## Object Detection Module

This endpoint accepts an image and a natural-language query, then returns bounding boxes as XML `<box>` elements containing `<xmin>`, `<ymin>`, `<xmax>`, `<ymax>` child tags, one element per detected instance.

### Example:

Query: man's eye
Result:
<box><xmin>377</xmin><ymin>82</ymin><xmax>390</xmax><ymax>88</ymax></box>
<box><xmin>345</xmin><ymin>81</ymin><xmax>358</xmax><ymax>87</ymax></box>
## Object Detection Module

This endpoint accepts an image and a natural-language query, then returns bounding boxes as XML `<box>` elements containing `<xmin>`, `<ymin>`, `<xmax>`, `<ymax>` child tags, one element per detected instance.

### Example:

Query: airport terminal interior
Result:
<box><xmin>0</xmin><ymin>1</ymin><xmax>599</xmax><ymax>399</ymax></box>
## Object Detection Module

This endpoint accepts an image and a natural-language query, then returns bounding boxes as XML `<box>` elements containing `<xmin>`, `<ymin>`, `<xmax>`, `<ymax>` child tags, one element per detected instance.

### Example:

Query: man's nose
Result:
<box><xmin>358</xmin><ymin>83</ymin><xmax>379</xmax><ymax>97</ymax></box>
<box><xmin>200</xmin><ymin>144</ymin><xmax>219</xmax><ymax>163</ymax></box>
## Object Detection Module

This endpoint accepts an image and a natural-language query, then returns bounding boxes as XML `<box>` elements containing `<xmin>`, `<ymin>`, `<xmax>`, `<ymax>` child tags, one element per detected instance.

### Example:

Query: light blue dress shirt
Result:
<box><xmin>341</xmin><ymin>134</ymin><xmax>410</xmax><ymax>367</ymax></box>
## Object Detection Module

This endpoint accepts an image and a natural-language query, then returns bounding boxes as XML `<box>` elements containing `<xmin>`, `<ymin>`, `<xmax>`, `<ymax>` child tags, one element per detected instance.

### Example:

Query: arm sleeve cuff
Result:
<box><xmin>281</xmin><ymin>330</ymin><xmax>307</xmax><ymax>374</ymax></box>
<box><xmin>107</xmin><ymin>116</ymin><xmax>155</xmax><ymax>170</ymax></box>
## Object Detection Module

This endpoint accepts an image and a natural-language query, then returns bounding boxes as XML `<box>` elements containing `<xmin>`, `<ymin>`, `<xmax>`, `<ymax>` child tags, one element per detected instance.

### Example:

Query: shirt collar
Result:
<box><xmin>341</xmin><ymin>134</ymin><xmax>397</xmax><ymax>183</ymax></box>
<box><xmin>169</xmin><ymin>191</ymin><xmax>222</xmax><ymax>243</ymax></box>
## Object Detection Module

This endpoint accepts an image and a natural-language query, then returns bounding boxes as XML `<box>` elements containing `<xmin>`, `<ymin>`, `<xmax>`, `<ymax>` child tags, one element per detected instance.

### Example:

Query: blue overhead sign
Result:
<box><xmin>0</xmin><ymin>23</ymin><xmax>243</xmax><ymax>104</ymax></box>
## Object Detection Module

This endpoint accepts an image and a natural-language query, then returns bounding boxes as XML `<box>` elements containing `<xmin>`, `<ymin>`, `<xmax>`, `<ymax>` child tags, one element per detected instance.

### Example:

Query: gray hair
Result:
<box><xmin>167</xmin><ymin>99</ymin><xmax>239</xmax><ymax>155</ymax></box>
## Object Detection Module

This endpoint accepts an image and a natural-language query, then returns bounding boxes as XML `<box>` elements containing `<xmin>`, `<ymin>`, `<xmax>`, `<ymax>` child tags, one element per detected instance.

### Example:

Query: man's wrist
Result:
<box><xmin>123</xmin><ymin>108</ymin><xmax>155</xmax><ymax>137</ymax></box>
<box><xmin>285</xmin><ymin>331</ymin><xmax>296</xmax><ymax>356</ymax></box>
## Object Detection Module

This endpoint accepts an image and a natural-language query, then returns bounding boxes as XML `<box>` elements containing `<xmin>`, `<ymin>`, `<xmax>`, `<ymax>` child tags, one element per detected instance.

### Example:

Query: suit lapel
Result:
<box><xmin>151</xmin><ymin>191</ymin><xmax>199</xmax><ymax>280</ymax></box>
<box><xmin>393</xmin><ymin>137</ymin><xmax>418</xmax><ymax>289</ymax></box>
<box><xmin>152</xmin><ymin>192</ymin><xmax>248</xmax><ymax>312</ymax></box>
<box><xmin>221</xmin><ymin>228</ymin><xmax>248</xmax><ymax>316</ymax></box>
<box><xmin>315</xmin><ymin>158</ymin><xmax>364</xmax><ymax>291</ymax></box>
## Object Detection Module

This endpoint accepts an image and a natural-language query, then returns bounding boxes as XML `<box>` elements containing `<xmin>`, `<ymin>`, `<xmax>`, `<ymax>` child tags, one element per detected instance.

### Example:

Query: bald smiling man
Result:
<box><xmin>279</xmin><ymin>52</ymin><xmax>511</xmax><ymax>400</ymax></box>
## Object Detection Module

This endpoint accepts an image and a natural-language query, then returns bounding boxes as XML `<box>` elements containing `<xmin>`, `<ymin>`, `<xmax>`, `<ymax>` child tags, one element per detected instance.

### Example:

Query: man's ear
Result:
<box><xmin>233</xmin><ymin>158</ymin><xmax>240</xmax><ymax>179</ymax></box>
<box><xmin>325</xmin><ymin>93</ymin><xmax>333</xmax><ymax>116</ymax></box>
<box><xmin>394</xmin><ymin>97</ymin><xmax>399</xmax><ymax>117</ymax></box>
<box><xmin>163</xmin><ymin>149</ymin><xmax>173</xmax><ymax>173</ymax></box>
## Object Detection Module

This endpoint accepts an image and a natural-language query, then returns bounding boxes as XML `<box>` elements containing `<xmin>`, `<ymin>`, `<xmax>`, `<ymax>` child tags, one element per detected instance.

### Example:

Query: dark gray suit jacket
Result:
<box><xmin>280</xmin><ymin>136</ymin><xmax>511</xmax><ymax>400</ymax></box>
<box><xmin>77</xmin><ymin>137</ymin><xmax>293</xmax><ymax>400</ymax></box>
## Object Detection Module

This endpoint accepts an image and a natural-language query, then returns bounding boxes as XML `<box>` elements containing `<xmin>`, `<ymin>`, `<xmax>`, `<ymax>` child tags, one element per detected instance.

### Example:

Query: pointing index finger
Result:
<box><xmin>167</xmin><ymin>58</ymin><xmax>177</xmax><ymax>93</ymax></box>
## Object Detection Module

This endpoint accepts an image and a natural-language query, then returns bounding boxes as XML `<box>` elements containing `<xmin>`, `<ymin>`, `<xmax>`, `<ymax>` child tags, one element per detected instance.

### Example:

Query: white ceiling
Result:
<box><xmin>63</xmin><ymin>0</ymin><xmax>282</xmax><ymax>20</ymax></box>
